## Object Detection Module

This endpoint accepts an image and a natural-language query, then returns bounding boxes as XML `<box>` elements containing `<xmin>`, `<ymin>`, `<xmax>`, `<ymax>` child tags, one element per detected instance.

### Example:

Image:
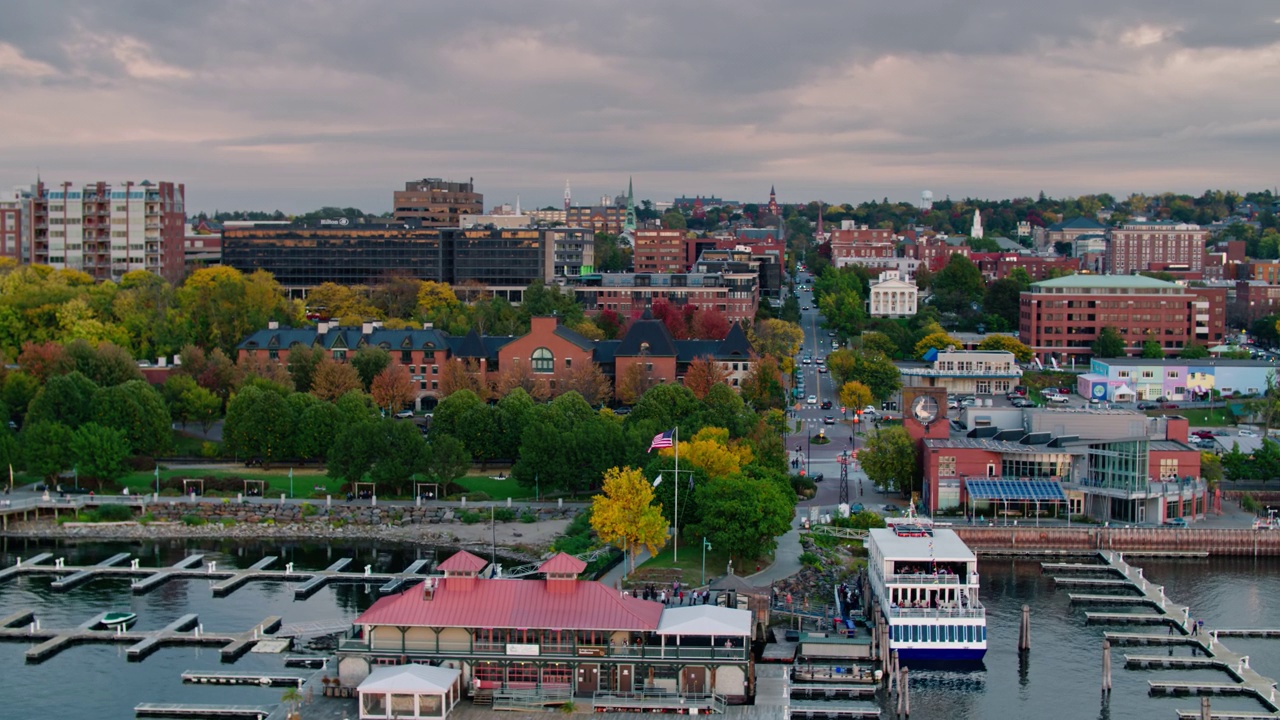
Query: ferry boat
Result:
<box><xmin>866</xmin><ymin>512</ymin><xmax>986</xmax><ymax>661</ymax></box>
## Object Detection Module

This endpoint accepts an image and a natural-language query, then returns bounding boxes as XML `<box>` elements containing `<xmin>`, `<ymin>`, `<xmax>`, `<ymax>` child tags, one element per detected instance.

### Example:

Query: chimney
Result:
<box><xmin>1165</xmin><ymin>415</ymin><xmax>1189</xmax><ymax>444</ymax></box>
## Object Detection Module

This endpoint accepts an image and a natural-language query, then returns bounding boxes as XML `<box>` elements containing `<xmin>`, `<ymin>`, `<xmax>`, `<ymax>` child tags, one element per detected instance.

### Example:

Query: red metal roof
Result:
<box><xmin>357</xmin><ymin>578</ymin><xmax>664</xmax><ymax>631</ymax></box>
<box><xmin>436</xmin><ymin>550</ymin><xmax>488</xmax><ymax>573</ymax></box>
<box><xmin>538</xmin><ymin>552</ymin><xmax>587</xmax><ymax>575</ymax></box>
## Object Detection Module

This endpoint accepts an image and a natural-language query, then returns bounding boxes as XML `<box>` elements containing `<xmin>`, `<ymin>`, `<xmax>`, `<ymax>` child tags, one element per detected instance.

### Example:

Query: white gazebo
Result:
<box><xmin>656</xmin><ymin>605</ymin><xmax>752</xmax><ymax>649</ymax></box>
<box><xmin>358</xmin><ymin>663</ymin><xmax>462</xmax><ymax>719</ymax></box>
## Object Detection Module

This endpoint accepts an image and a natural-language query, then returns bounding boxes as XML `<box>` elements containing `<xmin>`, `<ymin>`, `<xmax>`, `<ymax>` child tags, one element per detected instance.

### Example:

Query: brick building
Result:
<box><xmin>0</xmin><ymin>192</ymin><xmax>23</xmax><ymax>263</ymax></box>
<box><xmin>570</xmin><ymin>271</ymin><xmax>759</xmax><ymax>323</ymax></box>
<box><xmin>393</xmin><ymin>178</ymin><xmax>483</xmax><ymax>227</ymax></box>
<box><xmin>1107</xmin><ymin>220</ymin><xmax>1209</xmax><ymax>275</ymax></box>
<box><xmin>829</xmin><ymin>225</ymin><xmax>895</xmax><ymax>264</ymax></box>
<box><xmin>970</xmin><ymin>253</ymin><xmax>1081</xmax><ymax>281</ymax></box>
<box><xmin>632</xmin><ymin>230</ymin><xmax>687</xmax><ymax>273</ymax></box>
<box><xmin>1234</xmin><ymin>280</ymin><xmax>1280</xmax><ymax>325</ymax></box>
<box><xmin>913</xmin><ymin>236</ymin><xmax>970</xmax><ymax>272</ymax></box>
<box><xmin>1018</xmin><ymin>275</ymin><xmax>1223</xmax><ymax>361</ymax></box>
<box><xmin>565</xmin><ymin>205</ymin><xmax>626</xmax><ymax>235</ymax></box>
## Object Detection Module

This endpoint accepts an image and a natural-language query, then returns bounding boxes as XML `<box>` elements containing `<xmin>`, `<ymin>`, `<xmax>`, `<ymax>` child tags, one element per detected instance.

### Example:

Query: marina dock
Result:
<box><xmin>0</xmin><ymin>611</ymin><xmax>284</xmax><ymax>663</ymax></box>
<box><xmin>135</xmin><ymin>703</ymin><xmax>274</xmax><ymax>719</ymax></box>
<box><xmin>1044</xmin><ymin>550</ymin><xmax>1280</xmax><ymax>716</ymax></box>
<box><xmin>0</xmin><ymin>553</ymin><xmax>432</xmax><ymax>599</ymax></box>
<box><xmin>181</xmin><ymin>669</ymin><xmax>311</xmax><ymax>686</ymax></box>
<box><xmin>1068</xmin><ymin>593</ymin><xmax>1158</xmax><ymax>606</ymax></box>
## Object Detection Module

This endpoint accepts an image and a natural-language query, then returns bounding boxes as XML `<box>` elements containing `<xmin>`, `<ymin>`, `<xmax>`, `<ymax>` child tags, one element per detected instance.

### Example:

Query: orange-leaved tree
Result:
<box><xmin>591</xmin><ymin>466</ymin><xmax>669</xmax><ymax>573</ymax></box>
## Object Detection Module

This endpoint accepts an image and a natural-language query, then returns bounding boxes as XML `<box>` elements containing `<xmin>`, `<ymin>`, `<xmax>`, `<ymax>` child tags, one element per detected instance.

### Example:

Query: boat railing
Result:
<box><xmin>886</xmin><ymin>573</ymin><xmax>967</xmax><ymax>586</ymax></box>
<box><xmin>887</xmin><ymin>605</ymin><xmax>985</xmax><ymax>620</ymax></box>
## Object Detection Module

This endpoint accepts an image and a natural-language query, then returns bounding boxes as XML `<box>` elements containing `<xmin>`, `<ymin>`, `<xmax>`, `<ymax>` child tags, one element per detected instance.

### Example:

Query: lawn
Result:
<box><xmin>636</xmin><ymin>538</ymin><xmax>768</xmax><ymax>587</ymax></box>
<box><xmin>117</xmin><ymin>466</ymin><xmax>340</xmax><ymax>497</ymax></box>
<box><xmin>456</xmin><ymin>471</ymin><xmax>538</xmax><ymax>500</ymax></box>
<box><xmin>1145</xmin><ymin>407</ymin><xmax>1236</xmax><ymax>427</ymax></box>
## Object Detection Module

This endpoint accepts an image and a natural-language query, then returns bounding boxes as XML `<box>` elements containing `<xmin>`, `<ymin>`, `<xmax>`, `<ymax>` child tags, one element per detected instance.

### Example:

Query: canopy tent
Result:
<box><xmin>358</xmin><ymin>663</ymin><xmax>461</xmax><ymax>720</ymax></box>
<box><xmin>656</xmin><ymin>606</ymin><xmax>752</xmax><ymax>637</ymax></box>
<box><xmin>707</xmin><ymin>574</ymin><xmax>768</xmax><ymax>595</ymax></box>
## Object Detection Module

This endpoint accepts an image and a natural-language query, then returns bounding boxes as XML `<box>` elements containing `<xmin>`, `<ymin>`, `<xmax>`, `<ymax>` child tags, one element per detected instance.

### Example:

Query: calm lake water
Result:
<box><xmin>3</xmin><ymin>537</ymin><xmax>1280</xmax><ymax>719</ymax></box>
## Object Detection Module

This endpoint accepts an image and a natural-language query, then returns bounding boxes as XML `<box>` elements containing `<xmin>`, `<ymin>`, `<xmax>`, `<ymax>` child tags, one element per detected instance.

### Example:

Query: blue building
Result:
<box><xmin>1080</xmin><ymin>358</ymin><xmax>1278</xmax><ymax>402</ymax></box>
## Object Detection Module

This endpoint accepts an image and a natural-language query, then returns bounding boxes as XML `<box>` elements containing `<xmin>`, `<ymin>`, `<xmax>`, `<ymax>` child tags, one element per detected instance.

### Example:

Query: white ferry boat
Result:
<box><xmin>866</xmin><ymin>513</ymin><xmax>986</xmax><ymax>661</ymax></box>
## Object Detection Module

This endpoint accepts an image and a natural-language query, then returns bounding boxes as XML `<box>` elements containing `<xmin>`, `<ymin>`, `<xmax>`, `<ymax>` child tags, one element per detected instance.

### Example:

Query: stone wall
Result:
<box><xmin>143</xmin><ymin>501</ymin><xmax>574</xmax><ymax>527</ymax></box>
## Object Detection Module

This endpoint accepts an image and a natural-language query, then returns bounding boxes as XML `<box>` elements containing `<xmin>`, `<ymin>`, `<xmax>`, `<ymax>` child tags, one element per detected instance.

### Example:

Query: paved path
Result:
<box><xmin>746</xmin><ymin>511</ymin><xmax>805</xmax><ymax>587</ymax></box>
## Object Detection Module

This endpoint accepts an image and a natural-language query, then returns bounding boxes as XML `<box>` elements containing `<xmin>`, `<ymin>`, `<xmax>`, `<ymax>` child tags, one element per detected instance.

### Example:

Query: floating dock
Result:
<box><xmin>134</xmin><ymin>703</ymin><xmax>274</xmax><ymax>719</ymax></box>
<box><xmin>1068</xmin><ymin>593</ymin><xmax>1158</xmax><ymax>606</ymax></box>
<box><xmin>0</xmin><ymin>612</ymin><xmax>283</xmax><ymax>664</ymax></box>
<box><xmin>181</xmin><ymin>669</ymin><xmax>310</xmax><ymax>686</ymax></box>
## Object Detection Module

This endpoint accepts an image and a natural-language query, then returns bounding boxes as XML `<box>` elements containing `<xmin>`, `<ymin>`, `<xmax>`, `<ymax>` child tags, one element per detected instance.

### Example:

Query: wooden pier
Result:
<box><xmin>135</xmin><ymin>703</ymin><xmax>274</xmax><ymax>718</ymax></box>
<box><xmin>1215</xmin><ymin>629</ymin><xmax>1280</xmax><ymax>638</ymax></box>
<box><xmin>1045</xmin><ymin>550</ymin><xmax>1280</xmax><ymax>715</ymax></box>
<box><xmin>1041</xmin><ymin>562</ymin><xmax>1118</xmax><ymax>574</ymax></box>
<box><xmin>0</xmin><ymin>553</ymin><xmax>433</xmax><ymax>600</ymax></box>
<box><xmin>0</xmin><ymin>611</ymin><xmax>283</xmax><ymax>663</ymax></box>
<box><xmin>181</xmin><ymin>669</ymin><xmax>311</xmax><ymax>686</ymax></box>
<box><xmin>787</xmin><ymin>699</ymin><xmax>882</xmax><ymax>717</ymax></box>
<box><xmin>1068</xmin><ymin>593</ymin><xmax>1158</xmax><ymax>606</ymax></box>
<box><xmin>1050</xmin><ymin>576</ymin><xmax>1133</xmax><ymax>588</ymax></box>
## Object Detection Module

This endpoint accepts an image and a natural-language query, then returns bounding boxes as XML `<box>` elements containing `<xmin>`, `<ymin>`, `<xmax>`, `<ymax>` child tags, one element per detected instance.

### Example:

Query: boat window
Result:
<box><xmin>981</xmin><ymin>626</ymin><xmax>987</xmax><ymax>642</ymax></box>
<box><xmin>912</xmin><ymin>625</ymin><xmax>919</xmax><ymax>642</ymax></box>
<box><xmin>947</xmin><ymin>625</ymin><xmax>955</xmax><ymax>642</ymax></box>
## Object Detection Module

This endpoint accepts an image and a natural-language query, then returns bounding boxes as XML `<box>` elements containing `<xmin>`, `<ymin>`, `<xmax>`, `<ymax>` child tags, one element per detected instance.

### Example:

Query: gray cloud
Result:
<box><xmin>1</xmin><ymin>0</ymin><xmax>1278</xmax><ymax>212</ymax></box>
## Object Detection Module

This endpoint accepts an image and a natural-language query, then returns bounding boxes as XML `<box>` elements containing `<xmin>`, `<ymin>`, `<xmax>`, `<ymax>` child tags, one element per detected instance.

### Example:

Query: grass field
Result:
<box><xmin>456</xmin><ymin>472</ymin><xmax>538</xmax><ymax>500</ymax></box>
<box><xmin>637</xmin><ymin>539</ymin><xmax>768</xmax><ymax>587</ymax></box>
<box><xmin>1145</xmin><ymin>407</ymin><xmax>1236</xmax><ymax>427</ymax></box>
<box><xmin>117</xmin><ymin>466</ymin><xmax>340</xmax><ymax>497</ymax></box>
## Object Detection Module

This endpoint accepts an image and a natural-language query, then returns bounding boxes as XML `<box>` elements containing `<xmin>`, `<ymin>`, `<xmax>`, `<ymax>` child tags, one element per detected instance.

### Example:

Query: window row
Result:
<box><xmin>891</xmin><ymin>624</ymin><xmax>985</xmax><ymax>644</ymax></box>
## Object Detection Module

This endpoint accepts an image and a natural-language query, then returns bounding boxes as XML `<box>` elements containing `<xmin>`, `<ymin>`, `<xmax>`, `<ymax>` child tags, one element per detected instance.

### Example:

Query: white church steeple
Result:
<box><xmin>970</xmin><ymin>208</ymin><xmax>984</xmax><ymax>239</ymax></box>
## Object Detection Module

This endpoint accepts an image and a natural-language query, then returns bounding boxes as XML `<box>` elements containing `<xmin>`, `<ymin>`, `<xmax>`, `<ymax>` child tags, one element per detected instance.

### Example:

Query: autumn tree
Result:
<box><xmin>839</xmin><ymin>381</ymin><xmax>874</xmax><ymax>413</ymax></box>
<box><xmin>238</xmin><ymin>352</ymin><xmax>295</xmax><ymax>391</ymax></box>
<box><xmin>977</xmin><ymin>334</ymin><xmax>1033</xmax><ymax>363</ymax></box>
<box><xmin>683</xmin><ymin>356</ymin><xmax>728</xmax><ymax>399</ymax></box>
<box><xmin>17</xmin><ymin>341</ymin><xmax>72</xmax><ymax>382</ymax></box>
<box><xmin>739</xmin><ymin>354</ymin><xmax>785</xmax><ymax>410</ymax></box>
<box><xmin>590</xmin><ymin>466</ymin><xmax>669</xmax><ymax>573</ymax></box>
<box><xmin>861</xmin><ymin>426</ymin><xmax>918</xmax><ymax>494</ymax></box>
<box><xmin>494</xmin><ymin>360</ymin><xmax>550</xmax><ymax>400</ymax></box>
<box><xmin>616</xmin><ymin>362</ymin><xmax>655</xmax><ymax>406</ymax></box>
<box><xmin>751</xmin><ymin>319</ymin><xmax>804</xmax><ymax>359</ymax></box>
<box><xmin>689</xmin><ymin>308</ymin><xmax>730</xmax><ymax>340</ymax></box>
<box><xmin>311</xmin><ymin>356</ymin><xmax>363</xmax><ymax>402</ymax></box>
<box><xmin>286</xmin><ymin>344</ymin><xmax>323</xmax><ymax>393</ymax></box>
<box><xmin>913</xmin><ymin>328</ymin><xmax>963</xmax><ymax>359</ymax></box>
<box><xmin>370</xmin><ymin>364</ymin><xmax>417</xmax><ymax>413</ymax></box>
<box><xmin>561</xmin><ymin>360</ymin><xmax>613</xmax><ymax>407</ymax></box>
<box><xmin>438</xmin><ymin>358</ymin><xmax>489</xmax><ymax>399</ymax></box>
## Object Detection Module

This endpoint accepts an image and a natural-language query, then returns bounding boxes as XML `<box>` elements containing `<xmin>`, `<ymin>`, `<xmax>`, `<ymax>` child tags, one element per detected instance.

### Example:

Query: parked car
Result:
<box><xmin>1011</xmin><ymin>398</ymin><xmax>1032</xmax><ymax>408</ymax></box>
<box><xmin>1192</xmin><ymin>430</ymin><xmax>1215</xmax><ymax>440</ymax></box>
<box><xmin>1163</xmin><ymin>517</ymin><xmax>1188</xmax><ymax>528</ymax></box>
<box><xmin>807</xmin><ymin>395</ymin><xmax>818</xmax><ymax>404</ymax></box>
<box><xmin>882</xmin><ymin>504</ymin><xmax>902</xmax><ymax>515</ymax></box>
<box><xmin>1137</xmin><ymin>402</ymin><xmax>1158</xmax><ymax>410</ymax></box>
<box><xmin>1239</xmin><ymin>429</ymin><xmax>1259</xmax><ymax>437</ymax></box>
<box><xmin>850</xmin><ymin>503</ymin><xmax>864</xmax><ymax>513</ymax></box>
<box><xmin>1161</xmin><ymin>402</ymin><xmax>1180</xmax><ymax>409</ymax></box>
<box><xmin>613</xmin><ymin>406</ymin><xmax>631</xmax><ymax>415</ymax></box>
<box><xmin>1045</xmin><ymin>393</ymin><xmax>1069</xmax><ymax>404</ymax></box>
<box><xmin>394</xmin><ymin>409</ymin><xmax>415</xmax><ymax>419</ymax></box>
<box><xmin>821</xmin><ymin>400</ymin><xmax>833</xmax><ymax>410</ymax></box>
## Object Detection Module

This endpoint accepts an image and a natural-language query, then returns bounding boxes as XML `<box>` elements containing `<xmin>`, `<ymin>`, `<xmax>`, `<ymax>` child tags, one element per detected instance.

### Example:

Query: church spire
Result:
<box><xmin>623</xmin><ymin>176</ymin><xmax>637</xmax><ymax>233</ymax></box>
<box><xmin>564</xmin><ymin>179</ymin><xmax>571</xmax><ymax>212</ymax></box>
<box><xmin>970</xmin><ymin>208</ymin><xmax>984</xmax><ymax>239</ymax></box>
<box><xmin>767</xmin><ymin>185</ymin><xmax>779</xmax><ymax>216</ymax></box>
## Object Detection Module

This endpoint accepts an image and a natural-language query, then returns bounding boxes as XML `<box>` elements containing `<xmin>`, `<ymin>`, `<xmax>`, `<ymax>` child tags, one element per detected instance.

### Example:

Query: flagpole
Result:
<box><xmin>673</xmin><ymin>426</ymin><xmax>680</xmax><ymax>563</ymax></box>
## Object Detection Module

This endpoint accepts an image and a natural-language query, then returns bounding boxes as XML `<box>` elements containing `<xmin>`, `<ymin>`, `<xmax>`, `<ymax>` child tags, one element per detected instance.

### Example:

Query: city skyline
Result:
<box><xmin>1</xmin><ymin>1</ymin><xmax>1277</xmax><ymax>213</ymax></box>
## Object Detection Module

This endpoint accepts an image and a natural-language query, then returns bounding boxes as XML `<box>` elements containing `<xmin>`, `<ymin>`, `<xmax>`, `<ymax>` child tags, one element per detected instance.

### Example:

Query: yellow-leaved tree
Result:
<box><xmin>591</xmin><ymin>466</ymin><xmax>669</xmax><ymax>573</ymax></box>
<box><xmin>657</xmin><ymin>427</ymin><xmax>755</xmax><ymax>480</ymax></box>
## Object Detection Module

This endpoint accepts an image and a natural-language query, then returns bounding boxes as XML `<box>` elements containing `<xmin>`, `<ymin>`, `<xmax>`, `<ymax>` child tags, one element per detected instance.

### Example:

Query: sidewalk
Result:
<box><xmin>598</xmin><ymin>547</ymin><xmax>651</xmax><ymax>588</ymax></box>
<box><xmin>745</xmin><ymin>510</ymin><xmax>805</xmax><ymax>586</ymax></box>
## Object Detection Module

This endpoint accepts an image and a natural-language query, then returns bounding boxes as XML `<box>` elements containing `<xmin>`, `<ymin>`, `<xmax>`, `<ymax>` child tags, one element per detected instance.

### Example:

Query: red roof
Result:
<box><xmin>437</xmin><ymin>550</ymin><xmax>488</xmax><ymax>573</ymax></box>
<box><xmin>538</xmin><ymin>552</ymin><xmax>587</xmax><ymax>575</ymax></box>
<box><xmin>357</xmin><ymin>578</ymin><xmax>664</xmax><ymax>631</ymax></box>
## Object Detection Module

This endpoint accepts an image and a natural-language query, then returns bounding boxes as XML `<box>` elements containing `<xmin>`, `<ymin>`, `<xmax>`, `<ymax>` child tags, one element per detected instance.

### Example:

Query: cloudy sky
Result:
<box><xmin>1</xmin><ymin>1</ymin><xmax>1278</xmax><ymax>214</ymax></box>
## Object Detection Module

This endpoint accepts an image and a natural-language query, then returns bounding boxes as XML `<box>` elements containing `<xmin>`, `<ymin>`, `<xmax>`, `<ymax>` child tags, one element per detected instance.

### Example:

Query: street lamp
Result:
<box><xmin>702</xmin><ymin>537</ymin><xmax>712</xmax><ymax>586</ymax></box>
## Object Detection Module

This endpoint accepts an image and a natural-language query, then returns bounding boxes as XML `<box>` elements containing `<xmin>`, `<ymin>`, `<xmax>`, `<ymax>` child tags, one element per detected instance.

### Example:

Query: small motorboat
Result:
<box><xmin>99</xmin><ymin>612</ymin><xmax>137</xmax><ymax>628</ymax></box>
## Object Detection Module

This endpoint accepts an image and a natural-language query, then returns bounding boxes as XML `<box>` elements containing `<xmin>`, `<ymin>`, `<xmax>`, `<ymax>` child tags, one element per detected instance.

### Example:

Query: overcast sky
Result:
<box><xmin>1</xmin><ymin>1</ymin><xmax>1278</xmax><ymax>214</ymax></box>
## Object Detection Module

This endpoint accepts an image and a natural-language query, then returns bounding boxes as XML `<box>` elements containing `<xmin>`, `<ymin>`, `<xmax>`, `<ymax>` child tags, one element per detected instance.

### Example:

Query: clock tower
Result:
<box><xmin>901</xmin><ymin>386</ymin><xmax>949</xmax><ymax>442</ymax></box>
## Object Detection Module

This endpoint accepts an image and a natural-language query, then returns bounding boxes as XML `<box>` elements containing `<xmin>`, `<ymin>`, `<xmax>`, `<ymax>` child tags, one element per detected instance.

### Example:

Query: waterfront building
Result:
<box><xmin>899</xmin><ymin>349</ymin><xmax>1019</xmax><ymax>396</ymax></box>
<box><xmin>238</xmin><ymin>314</ymin><xmax>757</xmax><ymax>407</ymax></box>
<box><xmin>393</xmin><ymin>178</ymin><xmax>483</xmax><ymax>227</ymax></box>
<box><xmin>1079</xmin><ymin>356</ymin><xmax>1278</xmax><ymax>402</ymax></box>
<box><xmin>27</xmin><ymin>179</ymin><xmax>186</xmax><ymax>283</ymax></box>
<box><xmin>338</xmin><ymin>551</ymin><xmax>754</xmax><ymax>706</ymax></box>
<box><xmin>1018</xmin><ymin>274</ymin><xmax>1225</xmax><ymax>361</ymax></box>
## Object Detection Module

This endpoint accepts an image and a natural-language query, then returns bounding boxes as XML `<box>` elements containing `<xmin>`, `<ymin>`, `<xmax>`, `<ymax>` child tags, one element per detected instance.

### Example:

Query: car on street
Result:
<box><xmin>882</xmin><ymin>504</ymin><xmax>901</xmax><ymax>515</ymax></box>
<box><xmin>802</xmin><ymin>305</ymin><xmax>810</xmax><ymax>310</ymax></box>
<box><xmin>823</xmin><ymin>415</ymin><xmax>835</xmax><ymax>425</ymax></box>
<box><xmin>812</xmin><ymin>473</ymin><xmax>825</xmax><ymax>483</ymax></box>
<box><xmin>1161</xmin><ymin>402</ymin><xmax>1180</xmax><ymax>409</ymax></box>
<box><xmin>1137</xmin><ymin>402</ymin><xmax>1158</xmax><ymax>410</ymax></box>
<box><xmin>817</xmin><ymin>366</ymin><xmax>828</xmax><ymax>374</ymax></box>
<box><xmin>821</xmin><ymin>400</ymin><xmax>833</xmax><ymax>409</ymax></box>
<box><xmin>1239</xmin><ymin>429</ymin><xmax>1259</xmax><ymax>437</ymax></box>
<box><xmin>1163</xmin><ymin>517</ymin><xmax>1188</xmax><ymax>528</ymax></box>
<box><xmin>828</xmin><ymin>331</ymin><xmax>836</xmax><ymax>337</ymax></box>
<box><xmin>394</xmin><ymin>409</ymin><xmax>415</xmax><ymax>419</ymax></box>
<box><xmin>862</xmin><ymin>406</ymin><xmax>879</xmax><ymax>417</ymax></box>
<box><xmin>807</xmin><ymin>395</ymin><xmax>818</xmax><ymax>404</ymax></box>
<box><xmin>802</xmin><ymin>357</ymin><xmax>812</xmax><ymax>365</ymax></box>
<box><xmin>1192</xmin><ymin>430</ymin><xmax>1214</xmax><ymax>439</ymax></box>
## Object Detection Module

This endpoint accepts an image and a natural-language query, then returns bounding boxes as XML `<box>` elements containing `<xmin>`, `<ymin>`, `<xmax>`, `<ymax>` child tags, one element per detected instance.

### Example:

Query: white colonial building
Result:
<box><xmin>868</xmin><ymin>271</ymin><xmax>919</xmax><ymax>318</ymax></box>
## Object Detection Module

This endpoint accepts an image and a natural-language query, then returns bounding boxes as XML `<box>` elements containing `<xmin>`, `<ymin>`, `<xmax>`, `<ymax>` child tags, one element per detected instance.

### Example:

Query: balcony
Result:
<box><xmin>887</xmin><ymin>603</ymin><xmax>985</xmax><ymax>620</ymax></box>
<box><xmin>341</xmin><ymin>637</ymin><xmax>749</xmax><ymax>662</ymax></box>
<box><xmin>886</xmin><ymin>573</ymin><xmax>969</xmax><ymax>586</ymax></box>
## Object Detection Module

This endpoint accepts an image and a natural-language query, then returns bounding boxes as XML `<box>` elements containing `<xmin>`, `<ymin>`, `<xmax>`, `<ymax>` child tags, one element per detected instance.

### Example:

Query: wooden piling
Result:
<box><xmin>902</xmin><ymin>666</ymin><xmax>910</xmax><ymax>717</ymax></box>
<box><xmin>1102</xmin><ymin>638</ymin><xmax>1112</xmax><ymax>693</ymax></box>
<box><xmin>1019</xmin><ymin>604</ymin><xmax>1031</xmax><ymax>651</ymax></box>
<box><xmin>1200</xmin><ymin>696</ymin><xmax>1210</xmax><ymax>720</ymax></box>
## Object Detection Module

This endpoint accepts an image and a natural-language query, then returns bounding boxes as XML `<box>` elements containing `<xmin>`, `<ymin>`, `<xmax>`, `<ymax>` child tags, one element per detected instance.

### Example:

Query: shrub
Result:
<box><xmin>493</xmin><ymin>507</ymin><xmax>516</xmax><ymax>523</ymax></box>
<box><xmin>221</xmin><ymin>517</ymin><xmax>236</xmax><ymax>527</ymax></box>
<box><xmin>458</xmin><ymin>510</ymin><xmax>484</xmax><ymax>524</ymax></box>
<box><xmin>180</xmin><ymin>514</ymin><xmax>207</xmax><ymax>526</ymax></box>
<box><xmin>126</xmin><ymin>456</ymin><xmax>157</xmax><ymax>472</ymax></box>
<box><xmin>93</xmin><ymin>504</ymin><xmax>134</xmax><ymax>522</ymax></box>
<box><xmin>199</xmin><ymin>442</ymin><xmax>221</xmax><ymax>459</ymax></box>
<box><xmin>520</xmin><ymin>511</ymin><xmax>538</xmax><ymax>524</ymax></box>
<box><xmin>139</xmin><ymin>513</ymin><xmax>155</xmax><ymax>525</ymax></box>
<box><xmin>799</xmin><ymin>552</ymin><xmax>823</xmax><ymax>568</ymax></box>
<box><xmin>1242</xmin><ymin>493</ymin><xmax>1261</xmax><ymax>513</ymax></box>
<box><xmin>301</xmin><ymin>503</ymin><xmax>318</xmax><ymax>517</ymax></box>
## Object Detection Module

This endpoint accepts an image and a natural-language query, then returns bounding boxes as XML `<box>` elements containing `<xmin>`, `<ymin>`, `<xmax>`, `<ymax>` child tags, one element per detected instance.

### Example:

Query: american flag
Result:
<box><xmin>649</xmin><ymin>429</ymin><xmax>675</xmax><ymax>452</ymax></box>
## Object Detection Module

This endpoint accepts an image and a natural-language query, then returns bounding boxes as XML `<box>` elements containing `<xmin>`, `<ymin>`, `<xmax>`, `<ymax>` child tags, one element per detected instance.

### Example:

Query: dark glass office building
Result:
<box><xmin>221</xmin><ymin>222</ymin><xmax>557</xmax><ymax>290</ymax></box>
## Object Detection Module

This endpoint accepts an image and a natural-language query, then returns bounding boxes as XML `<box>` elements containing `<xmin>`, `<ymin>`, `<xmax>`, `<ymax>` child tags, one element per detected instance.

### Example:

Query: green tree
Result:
<box><xmin>860</xmin><ymin>331</ymin><xmax>899</xmax><ymax>358</ymax></box>
<box><xmin>70</xmin><ymin>422</ymin><xmax>131</xmax><ymax>485</ymax></box>
<box><xmin>662</xmin><ymin>211</ymin><xmax>687</xmax><ymax>230</ymax></box>
<box><xmin>690</xmin><ymin>471</ymin><xmax>794</xmax><ymax>567</ymax></box>
<box><xmin>424</xmin><ymin>434</ymin><xmax>471</xmax><ymax>486</ymax></box>
<box><xmin>184</xmin><ymin>385</ymin><xmax>224</xmax><ymax>434</ymax></box>
<box><xmin>286</xmin><ymin>344</ymin><xmax>322</xmax><ymax>393</ymax></box>
<box><xmin>351</xmin><ymin>346</ymin><xmax>391</xmax><ymax>391</ymax></box>
<box><xmin>1179</xmin><ymin>344</ymin><xmax>1211</xmax><ymax>360</ymax></box>
<box><xmin>1140</xmin><ymin>340</ymin><xmax>1165</xmax><ymax>359</ymax></box>
<box><xmin>326</xmin><ymin>416</ymin><xmax>381</xmax><ymax>483</ymax></box>
<box><xmin>590</xmin><ymin>466</ymin><xmax>669</xmax><ymax>573</ymax></box>
<box><xmin>64</xmin><ymin>339</ymin><xmax>143</xmax><ymax>386</ymax></box>
<box><xmin>432</xmin><ymin>390</ymin><xmax>496</xmax><ymax>466</ymax></box>
<box><xmin>25</xmin><ymin>371</ymin><xmax>99</xmax><ymax>429</ymax></box>
<box><xmin>1092</xmin><ymin>326</ymin><xmax>1127</xmax><ymax>358</ymax></box>
<box><xmin>913</xmin><ymin>330</ymin><xmax>963</xmax><ymax>359</ymax></box>
<box><xmin>223</xmin><ymin>385</ymin><xmax>295</xmax><ymax>462</ymax></box>
<box><xmin>827</xmin><ymin>350</ymin><xmax>901</xmax><ymax>401</ymax></box>
<box><xmin>21</xmin><ymin>421</ymin><xmax>74</xmax><ymax>481</ymax></box>
<box><xmin>1200</xmin><ymin>451</ymin><xmax>1223</xmax><ymax>489</ymax></box>
<box><xmin>494</xmin><ymin>389</ymin><xmax>536</xmax><ymax>461</ymax></box>
<box><xmin>293</xmin><ymin>398</ymin><xmax>340</xmax><ymax>461</ymax></box>
<box><xmin>982</xmin><ymin>278</ymin><xmax>1024</xmax><ymax>330</ymax></box>
<box><xmin>861</xmin><ymin>426</ymin><xmax>918</xmax><ymax>494</ymax></box>
<box><xmin>2</xmin><ymin>372</ymin><xmax>39</xmax><ymax>426</ymax></box>
<box><xmin>90</xmin><ymin>380</ymin><xmax>172</xmax><ymax>456</ymax></box>
<box><xmin>369</xmin><ymin>419</ymin><xmax>429</xmax><ymax>494</ymax></box>
<box><xmin>931</xmin><ymin>254</ymin><xmax>985</xmax><ymax>315</ymax></box>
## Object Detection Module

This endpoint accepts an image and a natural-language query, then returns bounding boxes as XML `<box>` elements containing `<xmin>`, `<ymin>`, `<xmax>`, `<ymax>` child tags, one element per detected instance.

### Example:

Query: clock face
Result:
<box><xmin>912</xmin><ymin>395</ymin><xmax>940</xmax><ymax>425</ymax></box>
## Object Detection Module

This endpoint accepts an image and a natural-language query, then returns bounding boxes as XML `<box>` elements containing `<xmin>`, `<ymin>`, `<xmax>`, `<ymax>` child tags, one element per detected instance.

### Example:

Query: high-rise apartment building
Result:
<box><xmin>0</xmin><ymin>186</ymin><xmax>32</xmax><ymax>263</ymax></box>
<box><xmin>1107</xmin><ymin>220</ymin><xmax>1208</xmax><ymax>275</ymax></box>
<box><xmin>30</xmin><ymin>180</ymin><xmax>185</xmax><ymax>283</ymax></box>
<box><xmin>632</xmin><ymin>229</ymin><xmax>687</xmax><ymax>273</ymax></box>
<box><xmin>392</xmin><ymin>178</ymin><xmax>483</xmax><ymax>227</ymax></box>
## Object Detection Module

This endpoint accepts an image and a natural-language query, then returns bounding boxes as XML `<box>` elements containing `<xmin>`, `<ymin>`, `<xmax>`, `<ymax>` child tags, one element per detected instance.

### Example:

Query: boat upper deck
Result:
<box><xmin>867</xmin><ymin>528</ymin><xmax>976</xmax><ymax>564</ymax></box>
